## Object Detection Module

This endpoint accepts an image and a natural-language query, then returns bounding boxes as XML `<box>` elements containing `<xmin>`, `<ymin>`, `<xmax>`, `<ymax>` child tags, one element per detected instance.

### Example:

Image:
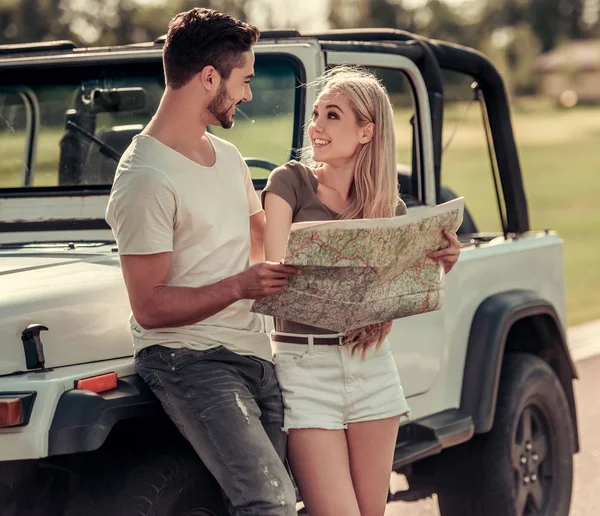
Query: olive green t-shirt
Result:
<box><xmin>261</xmin><ymin>160</ymin><xmax>407</xmax><ymax>335</ymax></box>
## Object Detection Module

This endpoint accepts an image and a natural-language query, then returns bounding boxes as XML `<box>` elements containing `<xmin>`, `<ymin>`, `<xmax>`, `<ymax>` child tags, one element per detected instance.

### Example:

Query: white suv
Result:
<box><xmin>0</xmin><ymin>30</ymin><xmax>578</xmax><ymax>516</ymax></box>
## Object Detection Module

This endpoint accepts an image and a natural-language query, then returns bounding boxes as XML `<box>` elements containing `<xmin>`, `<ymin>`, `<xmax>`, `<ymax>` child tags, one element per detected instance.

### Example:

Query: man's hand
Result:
<box><xmin>237</xmin><ymin>262</ymin><xmax>300</xmax><ymax>299</ymax></box>
<box><xmin>428</xmin><ymin>229</ymin><xmax>461</xmax><ymax>274</ymax></box>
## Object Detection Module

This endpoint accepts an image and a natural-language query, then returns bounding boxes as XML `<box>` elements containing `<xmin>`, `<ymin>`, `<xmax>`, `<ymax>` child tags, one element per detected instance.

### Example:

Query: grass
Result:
<box><xmin>0</xmin><ymin>127</ymin><xmax>62</xmax><ymax>187</ymax></box>
<box><xmin>212</xmin><ymin>115</ymin><xmax>294</xmax><ymax>171</ymax></box>
<box><xmin>436</xmin><ymin>99</ymin><xmax>600</xmax><ymax>326</ymax></box>
<box><xmin>1</xmin><ymin>100</ymin><xmax>598</xmax><ymax>326</ymax></box>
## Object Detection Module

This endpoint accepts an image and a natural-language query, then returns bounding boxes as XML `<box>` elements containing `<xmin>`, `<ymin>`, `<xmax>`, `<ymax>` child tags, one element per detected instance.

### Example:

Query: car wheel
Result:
<box><xmin>62</xmin><ymin>442</ymin><xmax>227</xmax><ymax>516</ymax></box>
<box><xmin>0</xmin><ymin>460</ymin><xmax>72</xmax><ymax>516</ymax></box>
<box><xmin>421</xmin><ymin>353</ymin><xmax>575</xmax><ymax>516</ymax></box>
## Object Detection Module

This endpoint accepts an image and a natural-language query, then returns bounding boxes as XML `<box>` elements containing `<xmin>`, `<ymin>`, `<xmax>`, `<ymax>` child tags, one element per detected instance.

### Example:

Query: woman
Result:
<box><xmin>262</xmin><ymin>66</ymin><xmax>460</xmax><ymax>516</ymax></box>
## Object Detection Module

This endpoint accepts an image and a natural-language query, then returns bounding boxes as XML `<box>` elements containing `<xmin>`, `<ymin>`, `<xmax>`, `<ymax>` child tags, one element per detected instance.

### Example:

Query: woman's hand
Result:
<box><xmin>428</xmin><ymin>229</ymin><xmax>461</xmax><ymax>274</ymax></box>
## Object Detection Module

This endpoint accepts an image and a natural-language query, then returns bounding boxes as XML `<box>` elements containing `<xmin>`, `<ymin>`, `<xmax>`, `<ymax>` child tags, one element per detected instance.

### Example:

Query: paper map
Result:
<box><xmin>251</xmin><ymin>198</ymin><xmax>464</xmax><ymax>331</ymax></box>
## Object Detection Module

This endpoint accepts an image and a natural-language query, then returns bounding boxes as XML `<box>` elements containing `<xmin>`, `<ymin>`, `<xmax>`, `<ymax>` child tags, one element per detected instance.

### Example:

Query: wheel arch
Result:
<box><xmin>48</xmin><ymin>374</ymin><xmax>161</xmax><ymax>456</ymax></box>
<box><xmin>460</xmin><ymin>289</ymin><xmax>579</xmax><ymax>452</ymax></box>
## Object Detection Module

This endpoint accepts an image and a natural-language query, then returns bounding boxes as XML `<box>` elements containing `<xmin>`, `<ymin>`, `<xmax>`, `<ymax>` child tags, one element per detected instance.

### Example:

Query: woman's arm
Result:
<box><xmin>264</xmin><ymin>192</ymin><xmax>294</xmax><ymax>263</ymax></box>
<box><xmin>249</xmin><ymin>210</ymin><xmax>265</xmax><ymax>264</ymax></box>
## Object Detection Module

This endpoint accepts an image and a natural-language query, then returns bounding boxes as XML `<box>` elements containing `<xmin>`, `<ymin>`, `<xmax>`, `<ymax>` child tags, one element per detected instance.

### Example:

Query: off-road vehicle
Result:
<box><xmin>0</xmin><ymin>29</ymin><xmax>578</xmax><ymax>516</ymax></box>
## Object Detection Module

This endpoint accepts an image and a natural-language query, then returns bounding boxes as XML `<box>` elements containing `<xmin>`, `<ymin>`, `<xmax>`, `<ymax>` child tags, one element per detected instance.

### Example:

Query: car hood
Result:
<box><xmin>0</xmin><ymin>245</ymin><xmax>133</xmax><ymax>375</ymax></box>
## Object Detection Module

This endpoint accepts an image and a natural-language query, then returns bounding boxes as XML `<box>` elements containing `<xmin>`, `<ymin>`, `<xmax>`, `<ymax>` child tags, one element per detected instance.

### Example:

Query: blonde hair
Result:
<box><xmin>304</xmin><ymin>66</ymin><xmax>399</xmax><ymax>356</ymax></box>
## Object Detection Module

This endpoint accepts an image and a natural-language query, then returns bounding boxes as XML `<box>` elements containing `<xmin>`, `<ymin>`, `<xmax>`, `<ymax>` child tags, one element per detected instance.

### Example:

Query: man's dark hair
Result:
<box><xmin>163</xmin><ymin>8</ymin><xmax>260</xmax><ymax>89</ymax></box>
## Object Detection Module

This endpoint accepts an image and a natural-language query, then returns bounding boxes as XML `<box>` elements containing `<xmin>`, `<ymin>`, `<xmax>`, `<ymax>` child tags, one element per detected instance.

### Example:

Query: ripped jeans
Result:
<box><xmin>135</xmin><ymin>344</ymin><xmax>297</xmax><ymax>516</ymax></box>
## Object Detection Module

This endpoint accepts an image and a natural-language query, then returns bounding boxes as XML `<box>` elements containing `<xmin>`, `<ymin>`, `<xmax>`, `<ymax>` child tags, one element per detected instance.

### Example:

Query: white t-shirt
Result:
<box><xmin>105</xmin><ymin>133</ymin><xmax>272</xmax><ymax>361</ymax></box>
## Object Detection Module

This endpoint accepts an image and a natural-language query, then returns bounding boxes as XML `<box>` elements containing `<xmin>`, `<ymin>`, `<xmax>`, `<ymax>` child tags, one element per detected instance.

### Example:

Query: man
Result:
<box><xmin>105</xmin><ymin>8</ymin><xmax>298</xmax><ymax>516</ymax></box>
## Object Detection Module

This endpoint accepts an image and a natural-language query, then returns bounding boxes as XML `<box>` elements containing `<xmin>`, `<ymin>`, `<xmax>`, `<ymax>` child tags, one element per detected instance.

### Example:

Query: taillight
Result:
<box><xmin>0</xmin><ymin>398</ymin><xmax>23</xmax><ymax>428</ymax></box>
<box><xmin>0</xmin><ymin>393</ymin><xmax>36</xmax><ymax>428</ymax></box>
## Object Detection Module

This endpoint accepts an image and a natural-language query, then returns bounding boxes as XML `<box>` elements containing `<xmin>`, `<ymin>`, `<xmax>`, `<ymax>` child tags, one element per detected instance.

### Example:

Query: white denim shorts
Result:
<box><xmin>271</xmin><ymin>331</ymin><xmax>410</xmax><ymax>432</ymax></box>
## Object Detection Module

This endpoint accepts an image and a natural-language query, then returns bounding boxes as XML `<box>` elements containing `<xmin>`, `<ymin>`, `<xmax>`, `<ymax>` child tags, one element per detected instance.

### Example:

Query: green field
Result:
<box><xmin>437</xmin><ymin>100</ymin><xmax>600</xmax><ymax>326</ymax></box>
<box><xmin>1</xmin><ymin>100</ymin><xmax>599</xmax><ymax>325</ymax></box>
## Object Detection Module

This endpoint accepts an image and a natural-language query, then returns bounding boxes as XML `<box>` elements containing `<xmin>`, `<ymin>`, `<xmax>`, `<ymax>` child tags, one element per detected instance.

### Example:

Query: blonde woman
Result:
<box><xmin>262</xmin><ymin>67</ymin><xmax>460</xmax><ymax>516</ymax></box>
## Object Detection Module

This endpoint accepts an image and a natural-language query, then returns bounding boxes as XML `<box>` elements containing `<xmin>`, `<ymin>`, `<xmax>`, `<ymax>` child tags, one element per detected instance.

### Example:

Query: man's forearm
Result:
<box><xmin>136</xmin><ymin>275</ymin><xmax>242</xmax><ymax>330</ymax></box>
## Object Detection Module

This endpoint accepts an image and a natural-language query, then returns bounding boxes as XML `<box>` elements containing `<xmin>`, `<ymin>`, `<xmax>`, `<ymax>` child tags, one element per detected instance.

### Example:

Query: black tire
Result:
<box><xmin>62</xmin><ymin>442</ymin><xmax>227</xmax><ymax>516</ymax></box>
<box><xmin>0</xmin><ymin>460</ymin><xmax>72</xmax><ymax>516</ymax></box>
<box><xmin>415</xmin><ymin>353</ymin><xmax>575</xmax><ymax>516</ymax></box>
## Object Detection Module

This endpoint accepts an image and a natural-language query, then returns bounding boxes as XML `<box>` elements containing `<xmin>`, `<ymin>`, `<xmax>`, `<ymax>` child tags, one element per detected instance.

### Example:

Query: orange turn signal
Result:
<box><xmin>0</xmin><ymin>398</ymin><xmax>24</xmax><ymax>428</ymax></box>
<box><xmin>76</xmin><ymin>372</ymin><xmax>118</xmax><ymax>393</ymax></box>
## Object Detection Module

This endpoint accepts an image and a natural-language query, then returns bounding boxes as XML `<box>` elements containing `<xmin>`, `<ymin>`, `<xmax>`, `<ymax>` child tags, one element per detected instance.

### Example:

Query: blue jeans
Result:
<box><xmin>135</xmin><ymin>344</ymin><xmax>297</xmax><ymax>516</ymax></box>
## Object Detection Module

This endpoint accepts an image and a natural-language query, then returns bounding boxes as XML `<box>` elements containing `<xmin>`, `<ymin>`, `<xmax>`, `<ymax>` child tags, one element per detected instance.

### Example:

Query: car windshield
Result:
<box><xmin>0</xmin><ymin>55</ymin><xmax>302</xmax><ymax>191</ymax></box>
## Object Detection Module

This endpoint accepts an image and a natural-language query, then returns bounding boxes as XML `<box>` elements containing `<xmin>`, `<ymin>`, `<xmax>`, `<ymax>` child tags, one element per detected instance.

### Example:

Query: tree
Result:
<box><xmin>328</xmin><ymin>0</ymin><xmax>479</xmax><ymax>48</ymax></box>
<box><xmin>0</xmin><ymin>0</ymin><xmax>257</xmax><ymax>46</ymax></box>
<box><xmin>1</xmin><ymin>0</ymin><xmax>70</xmax><ymax>45</ymax></box>
<box><xmin>482</xmin><ymin>0</ymin><xmax>600</xmax><ymax>52</ymax></box>
<box><xmin>328</xmin><ymin>0</ymin><xmax>416</xmax><ymax>31</ymax></box>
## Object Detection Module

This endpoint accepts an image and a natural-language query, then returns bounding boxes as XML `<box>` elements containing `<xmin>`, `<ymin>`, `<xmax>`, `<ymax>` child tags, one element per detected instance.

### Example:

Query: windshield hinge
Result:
<box><xmin>21</xmin><ymin>324</ymin><xmax>48</xmax><ymax>370</ymax></box>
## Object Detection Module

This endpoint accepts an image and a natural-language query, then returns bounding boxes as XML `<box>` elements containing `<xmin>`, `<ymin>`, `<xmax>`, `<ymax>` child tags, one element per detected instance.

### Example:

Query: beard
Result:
<box><xmin>207</xmin><ymin>82</ymin><xmax>236</xmax><ymax>129</ymax></box>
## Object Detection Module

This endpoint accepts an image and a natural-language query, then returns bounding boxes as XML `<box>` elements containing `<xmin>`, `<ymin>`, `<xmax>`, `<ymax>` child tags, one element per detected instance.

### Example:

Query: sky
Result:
<box><xmin>254</xmin><ymin>0</ymin><xmax>330</xmax><ymax>30</ymax></box>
